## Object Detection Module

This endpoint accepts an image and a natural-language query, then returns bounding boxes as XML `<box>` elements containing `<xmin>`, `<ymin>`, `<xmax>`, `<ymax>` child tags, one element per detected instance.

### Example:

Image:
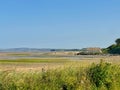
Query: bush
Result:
<box><xmin>87</xmin><ymin>60</ymin><xmax>120</xmax><ymax>90</ymax></box>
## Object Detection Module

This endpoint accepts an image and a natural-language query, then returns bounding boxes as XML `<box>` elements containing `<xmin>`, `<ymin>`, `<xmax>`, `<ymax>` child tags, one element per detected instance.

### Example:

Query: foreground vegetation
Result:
<box><xmin>0</xmin><ymin>60</ymin><xmax>120</xmax><ymax>90</ymax></box>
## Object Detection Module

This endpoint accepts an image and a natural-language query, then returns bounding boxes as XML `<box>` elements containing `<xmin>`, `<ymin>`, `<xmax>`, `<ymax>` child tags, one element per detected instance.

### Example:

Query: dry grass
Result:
<box><xmin>0</xmin><ymin>56</ymin><xmax>120</xmax><ymax>72</ymax></box>
<box><xmin>0</xmin><ymin>56</ymin><xmax>120</xmax><ymax>90</ymax></box>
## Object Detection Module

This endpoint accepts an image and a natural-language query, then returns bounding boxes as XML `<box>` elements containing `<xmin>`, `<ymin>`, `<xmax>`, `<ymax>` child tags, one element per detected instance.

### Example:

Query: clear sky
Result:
<box><xmin>0</xmin><ymin>0</ymin><xmax>120</xmax><ymax>49</ymax></box>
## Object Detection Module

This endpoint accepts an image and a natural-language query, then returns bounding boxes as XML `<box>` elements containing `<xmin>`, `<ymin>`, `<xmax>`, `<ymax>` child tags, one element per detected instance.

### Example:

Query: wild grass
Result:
<box><xmin>0</xmin><ymin>59</ymin><xmax>120</xmax><ymax>90</ymax></box>
<box><xmin>0</xmin><ymin>58</ymin><xmax>70</xmax><ymax>63</ymax></box>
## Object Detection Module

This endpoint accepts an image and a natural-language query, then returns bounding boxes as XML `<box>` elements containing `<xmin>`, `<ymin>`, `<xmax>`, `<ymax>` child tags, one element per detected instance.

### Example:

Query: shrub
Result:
<box><xmin>88</xmin><ymin>60</ymin><xmax>115</xmax><ymax>89</ymax></box>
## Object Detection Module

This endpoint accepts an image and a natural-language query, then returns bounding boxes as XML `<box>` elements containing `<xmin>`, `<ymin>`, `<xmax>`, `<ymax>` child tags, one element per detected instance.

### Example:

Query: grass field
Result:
<box><xmin>0</xmin><ymin>58</ymin><xmax>70</xmax><ymax>63</ymax></box>
<box><xmin>0</xmin><ymin>56</ymin><xmax>120</xmax><ymax>90</ymax></box>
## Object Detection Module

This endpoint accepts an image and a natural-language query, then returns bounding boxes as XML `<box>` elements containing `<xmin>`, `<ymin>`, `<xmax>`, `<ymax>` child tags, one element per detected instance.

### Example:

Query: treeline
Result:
<box><xmin>51</xmin><ymin>49</ymin><xmax>80</xmax><ymax>52</ymax></box>
<box><xmin>103</xmin><ymin>38</ymin><xmax>120</xmax><ymax>54</ymax></box>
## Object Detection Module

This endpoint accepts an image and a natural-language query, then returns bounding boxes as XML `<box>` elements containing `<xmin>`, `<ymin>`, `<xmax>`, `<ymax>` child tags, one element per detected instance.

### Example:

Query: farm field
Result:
<box><xmin>0</xmin><ymin>55</ymin><xmax>120</xmax><ymax>90</ymax></box>
<box><xmin>0</xmin><ymin>55</ymin><xmax>120</xmax><ymax>71</ymax></box>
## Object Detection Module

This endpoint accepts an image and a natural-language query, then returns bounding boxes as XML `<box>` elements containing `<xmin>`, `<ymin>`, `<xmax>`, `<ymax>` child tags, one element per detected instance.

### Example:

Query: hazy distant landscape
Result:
<box><xmin>0</xmin><ymin>40</ymin><xmax>120</xmax><ymax>89</ymax></box>
<box><xmin>0</xmin><ymin>39</ymin><xmax>120</xmax><ymax>89</ymax></box>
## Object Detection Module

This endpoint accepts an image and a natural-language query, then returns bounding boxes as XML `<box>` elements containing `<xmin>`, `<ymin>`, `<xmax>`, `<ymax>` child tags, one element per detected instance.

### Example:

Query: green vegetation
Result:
<box><xmin>88</xmin><ymin>60</ymin><xmax>120</xmax><ymax>90</ymax></box>
<box><xmin>107</xmin><ymin>44</ymin><xmax>120</xmax><ymax>54</ymax></box>
<box><xmin>103</xmin><ymin>38</ymin><xmax>120</xmax><ymax>54</ymax></box>
<box><xmin>0</xmin><ymin>60</ymin><xmax>120</xmax><ymax>90</ymax></box>
<box><xmin>115</xmin><ymin>38</ymin><xmax>120</xmax><ymax>45</ymax></box>
<box><xmin>0</xmin><ymin>58</ymin><xmax>69</xmax><ymax>63</ymax></box>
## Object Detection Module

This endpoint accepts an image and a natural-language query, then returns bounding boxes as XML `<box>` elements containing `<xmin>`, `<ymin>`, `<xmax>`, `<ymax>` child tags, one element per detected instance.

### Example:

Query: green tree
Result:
<box><xmin>107</xmin><ymin>38</ymin><xmax>120</xmax><ymax>54</ymax></box>
<box><xmin>115</xmin><ymin>38</ymin><xmax>120</xmax><ymax>45</ymax></box>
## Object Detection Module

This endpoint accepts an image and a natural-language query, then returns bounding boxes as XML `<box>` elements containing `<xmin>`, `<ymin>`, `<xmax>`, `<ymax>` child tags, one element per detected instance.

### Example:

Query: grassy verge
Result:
<box><xmin>0</xmin><ymin>60</ymin><xmax>120</xmax><ymax>90</ymax></box>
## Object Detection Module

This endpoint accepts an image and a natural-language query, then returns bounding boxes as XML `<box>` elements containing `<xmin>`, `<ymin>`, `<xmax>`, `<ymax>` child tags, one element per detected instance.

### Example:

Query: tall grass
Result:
<box><xmin>0</xmin><ymin>60</ymin><xmax>120</xmax><ymax>90</ymax></box>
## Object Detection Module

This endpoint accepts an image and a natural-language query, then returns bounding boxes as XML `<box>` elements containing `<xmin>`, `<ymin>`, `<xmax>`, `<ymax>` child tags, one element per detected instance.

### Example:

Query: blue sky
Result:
<box><xmin>0</xmin><ymin>0</ymin><xmax>120</xmax><ymax>49</ymax></box>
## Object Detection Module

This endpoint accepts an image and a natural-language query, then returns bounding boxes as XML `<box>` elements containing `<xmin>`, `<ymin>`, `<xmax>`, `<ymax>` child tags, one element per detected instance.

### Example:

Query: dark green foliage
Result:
<box><xmin>87</xmin><ymin>60</ymin><xmax>120</xmax><ymax>90</ymax></box>
<box><xmin>88</xmin><ymin>61</ymin><xmax>112</xmax><ymax>88</ymax></box>
<box><xmin>105</xmin><ymin>38</ymin><xmax>120</xmax><ymax>54</ymax></box>
<box><xmin>115</xmin><ymin>38</ymin><xmax>120</xmax><ymax>45</ymax></box>
<box><xmin>107</xmin><ymin>44</ymin><xmax>120</xmax><ymax>54</ymax></box>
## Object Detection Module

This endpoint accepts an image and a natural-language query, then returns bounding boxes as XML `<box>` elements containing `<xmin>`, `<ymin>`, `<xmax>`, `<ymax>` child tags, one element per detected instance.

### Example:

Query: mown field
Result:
<box><xmin>0</xmin><ymin>56</ymin><xmax>120</xmax><ymax>90</ymax></box>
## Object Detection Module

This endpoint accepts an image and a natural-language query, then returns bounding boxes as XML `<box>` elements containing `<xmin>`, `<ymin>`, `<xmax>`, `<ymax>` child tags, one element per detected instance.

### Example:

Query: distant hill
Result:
<box><xmin>0</xmin><ymin>48</ymin><xmax>51</xmax><ymax>52</ymax></box>
<box><xmin>0</xmin><ymin>48</ymin><xmax>80</xmax><ymax>52</ymax></box>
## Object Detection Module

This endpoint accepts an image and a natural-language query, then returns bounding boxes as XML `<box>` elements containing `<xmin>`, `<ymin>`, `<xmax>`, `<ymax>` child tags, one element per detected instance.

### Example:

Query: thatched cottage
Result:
<box><xmin>77</xmin><ymin>47</ymin><xmax>102</xmax><ymax>55</ymax></box>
